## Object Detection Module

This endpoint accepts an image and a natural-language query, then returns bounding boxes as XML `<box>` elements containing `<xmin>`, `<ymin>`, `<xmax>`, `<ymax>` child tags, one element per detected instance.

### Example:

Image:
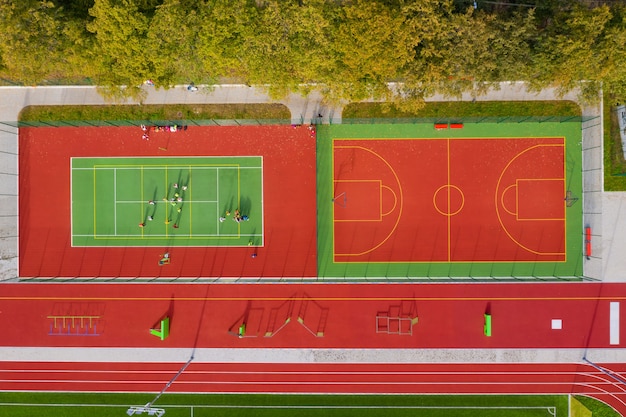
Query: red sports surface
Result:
<box><xmin>333</xmin><ymin>138</ymin><xmax>566</xmax><ymax>263</ymax></box>
<box><xmin>1</xmin><ymin>283</ymin><xmax>626</xmax><ymax>413</ymax></box>
<box><xmin>0</xmin><ymin>282</ymin><xmax>622</xmax><ymax>349</ymax></box>
<box><xmin>19</xmin><ymin>126</ymin><xmax>317</xmax><ymax>278</ymax></box>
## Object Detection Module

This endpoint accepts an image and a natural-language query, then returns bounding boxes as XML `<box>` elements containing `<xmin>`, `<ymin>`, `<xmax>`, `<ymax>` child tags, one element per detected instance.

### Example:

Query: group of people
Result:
<box><xmin>219</xmin><ymin>209</ymin><xmax>249</xmax><ymax>223</ymax></box>
<box><xmin>140</xmin><ymin>123</ymin><xmax>186</xmax><ymax>140</ymax></box>
<box><xmin>138</xmin><ymin>182</ymin><xmax>189</xmax><ymax>229</ymax></box>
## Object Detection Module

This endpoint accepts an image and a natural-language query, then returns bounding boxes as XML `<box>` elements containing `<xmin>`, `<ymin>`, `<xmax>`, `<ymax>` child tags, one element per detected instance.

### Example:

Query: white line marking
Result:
<box><xmin>114</xmin><ymin>168</ymin><xmax>117</xmax><ymax>235</ymax></box>
<box><xmin>610</xmin><ymin>302</ymin><xmax>620</xmax><ymax>345</ymax></box>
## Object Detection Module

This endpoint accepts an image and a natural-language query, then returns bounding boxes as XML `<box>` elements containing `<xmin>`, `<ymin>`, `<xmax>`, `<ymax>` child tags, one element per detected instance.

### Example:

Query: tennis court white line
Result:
<box><xmin>71</xmin><ymin>166</ymin><xmax>262</xmax><ymax>170</ymax></box>
<box><xmin>115</xmin><ymin>200</ymin><xmax>218</xmax><ymax>204</ymax></box>
<box><xmin>75</xmin><ymin>234</ymin><xmax>263</xmax><ymax>237</ymax></box>
<box><xmin>114</xmin><ymin>168</ymin><xmax>117</xmax><ymax>235</ymax></box>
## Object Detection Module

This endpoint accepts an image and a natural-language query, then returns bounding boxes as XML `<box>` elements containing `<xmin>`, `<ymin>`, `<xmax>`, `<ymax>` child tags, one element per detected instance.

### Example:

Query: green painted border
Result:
<box><xmin>317</xmin><ymin>122</ymin><xmax>583</xmax><ymax>279</ymax></box>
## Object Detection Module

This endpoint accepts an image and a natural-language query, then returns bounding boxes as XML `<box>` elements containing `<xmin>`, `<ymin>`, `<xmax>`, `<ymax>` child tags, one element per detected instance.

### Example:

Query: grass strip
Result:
<box><xmin>342</xmin><ymin>101</ymin><xmax>581</xmax><ymax>118</ymax></box>
<box><xmin>19</xmin><ymin>103</ymin><xmax>290</xmax><ymax>122</ymax></box>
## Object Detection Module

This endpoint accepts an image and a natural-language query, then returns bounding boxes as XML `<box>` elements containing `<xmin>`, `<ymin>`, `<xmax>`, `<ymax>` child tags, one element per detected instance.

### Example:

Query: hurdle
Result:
<box><xmin>434</xmin><ymin>123</ymin><xmax>449</xmax><ymax>130</ymax></box>
<box><xmin>484</xmin><ymin>313</ymin><xmax>492</xmax><ymax>337</ymax></box>
<box><xmin>450</xmin><ymin>123</ymin><xmax>464</xmax><ymax>129</ymax></box>
<box><xmin>47</xmin><ymin>314</ymin><xmax>102</xmax><ymax>336</ymax></box>
<box><xmin>150</xmin><ymin>317</ymin><xmax>170</xmax><ymax>340</ymax></box>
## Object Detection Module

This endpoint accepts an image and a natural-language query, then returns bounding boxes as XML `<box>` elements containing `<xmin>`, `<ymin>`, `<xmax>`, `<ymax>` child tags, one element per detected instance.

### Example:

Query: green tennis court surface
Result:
<box><xmin>71</xmin><ymin>157</ymin><xmax>263</xmax><ymax>247</ymax></box>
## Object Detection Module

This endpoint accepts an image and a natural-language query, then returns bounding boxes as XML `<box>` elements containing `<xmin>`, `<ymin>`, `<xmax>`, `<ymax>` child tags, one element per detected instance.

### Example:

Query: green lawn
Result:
<box><xmin>71</xmin><ymin>157</ymin><xmax>263</xmax><ymax>247</ymax></box>
<box><xmin>342</xmin><ymin>101</ymin><xmax>582</xmax><ymax>119</ymax></box>
<box><xmin>0</xmin><ymin>392</ymin><xmax>568</xmax><ymax>417</ymax></box>
<box><xmin>19</xmin><ymin>103</ymin><xmax>291</xmax><ymax>124</ymax></box>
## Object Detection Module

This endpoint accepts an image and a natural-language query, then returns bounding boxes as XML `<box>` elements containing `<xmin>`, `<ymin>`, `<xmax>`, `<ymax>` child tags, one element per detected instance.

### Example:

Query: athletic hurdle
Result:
<box><xmin>585</xmin><ymin>226</ymin><xmax>592</xmax><ymax>259</ymax></box>
<box><xmin>47</xmin><ymin>314</ymin><xmax>102</xmax><ymax>336</ymax></box>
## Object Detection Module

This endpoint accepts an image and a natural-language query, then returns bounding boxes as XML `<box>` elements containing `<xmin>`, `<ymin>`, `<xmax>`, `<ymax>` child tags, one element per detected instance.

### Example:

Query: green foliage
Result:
<box><xmin>342</xmin><ymin>100</ymin><xmax>581</xmax><ymax>119</ymax></box>
<box><xmin>0</xmin><ymin>0</ymin><xmax>76</xmax><ymax>84</ymax></box>
<box><xmin>2</xmin><ymin>0</ymin><xmax>626</xmax><ymax>105</ymax></box>
<box><xmin>86</xmin><ymin>0</ymin><xmax>151</xmax><ymax>101</ymax></box>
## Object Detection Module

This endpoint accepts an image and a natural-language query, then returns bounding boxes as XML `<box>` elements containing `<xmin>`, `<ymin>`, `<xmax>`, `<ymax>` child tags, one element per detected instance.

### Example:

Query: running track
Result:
<box><xmin>2</xmin><ymin>282</ymin><xmax>626</xmax><ymax>414</ymax></box>
<box><xmin>2</xmin><ymin>362</ymin><xmax>626</xmax><ymax>414</ymax></box>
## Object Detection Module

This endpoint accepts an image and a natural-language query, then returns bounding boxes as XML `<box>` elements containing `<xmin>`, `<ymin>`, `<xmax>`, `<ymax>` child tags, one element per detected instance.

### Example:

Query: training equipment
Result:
<box><xmin>484</xmin><ymin>313</ymin><xmax>492</xmax><ymax>337</ymax></box>
<box><xmin>150</xmin><ymin>317</ymin><xmax>170</xmax><ymax>340</ymax></box>
<box><xmin>127</xmin><ymin>405</ymin><xmax>165</xmax><ymax>416</ymax></box>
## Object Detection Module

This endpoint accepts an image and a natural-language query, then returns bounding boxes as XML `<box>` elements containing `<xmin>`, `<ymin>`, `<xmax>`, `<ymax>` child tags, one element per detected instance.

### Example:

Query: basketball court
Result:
<box><xmin>317</xmin><ymin>122</ymin><xmax>583</xmax><ymax>278</ymax></box>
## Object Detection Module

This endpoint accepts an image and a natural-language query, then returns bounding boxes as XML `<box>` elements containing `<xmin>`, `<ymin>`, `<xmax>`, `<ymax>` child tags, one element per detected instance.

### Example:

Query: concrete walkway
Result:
<box><xmin>0</xmin><ymin>346</ymin><xmax>622</xmax><ymax>364</ymax></box>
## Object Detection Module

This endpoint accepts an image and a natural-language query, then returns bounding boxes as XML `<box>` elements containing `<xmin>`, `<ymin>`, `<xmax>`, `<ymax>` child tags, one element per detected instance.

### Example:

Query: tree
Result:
<box><xmin>324</xmin><ymin>0</ymin><xmax>414</xmax><ymax>103</ymax></box>
<box><xmin>194</xmin><ymin>0</ymin><xmax>255</xmax><ymax>83</ymax></box>
<box><xmin>0</xmin><ymin>0</ymin><xmax>74</xmax><ymax>84</ymax></box>
<box><xmin>531</xmin><ymin>4</ymin><xmax>626</xmax><ymax>103</ymax></box>
<box><xmin>85</xmin><ymin>0</ymin><xmax>151</xmax><ymax>101</ymax></box>
<box><xmin>145</xmin><ymin>0</ymin><xmax>207</xmax><ymax>87</ymax></box>
<box><xmin>239</xmin><ymin>0</ymin><xmax>337</xmax><ymax>99</ymax></box>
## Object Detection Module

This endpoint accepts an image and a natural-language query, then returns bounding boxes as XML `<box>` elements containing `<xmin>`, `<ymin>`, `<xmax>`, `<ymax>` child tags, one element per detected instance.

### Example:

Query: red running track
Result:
<box><xmin>1</xmin><ymin>282</ymin><xmax>625</xmax><ymax>349</ymax></box>
<box><xmin>1</xmin><ymin>362</ymin><xmax>626</xmax><ymax>414</ymax></box>
<box><xmin>2</xmin><ymin>282</ymin><xmax>626</xmax><ymax>414</ymax></box>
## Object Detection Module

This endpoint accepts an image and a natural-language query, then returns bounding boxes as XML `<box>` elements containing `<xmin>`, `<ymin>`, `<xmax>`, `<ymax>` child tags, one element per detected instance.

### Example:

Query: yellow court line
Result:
<box><xmin>333</xmin><ymin>137</ymin><xmax>568</xmax><ymax>141</ymax></box>
<box><xmin>333</xmin><ymin>145</ymin><xmax>403</xmax><ymax>257</ymax></box>
<box><xmin>494</xmin><ymin>143</ymin><xmax>566</xmax><ymax>256</ymax></box>
<box><xmin>91</xmin><ymin>235</ymin><xmax>242</xmax><ymax>240</ymax></box>
<box><xmin>140</xmin><ymin>165</ymin><xmax>144</xmax><ymax>237</ymax></box>
<box><xmin>501</xmin><ymin>184</ymin><xmax>517</xmax><ymax>216</ymax></box>
<box><xmin>381</xmin><ymin>185</ymin><xmax>397</xmax><ymax>216</ymax></box>
<box><xmin>92</xmin><ymin>163</ymin><xmax>242</xmax><ymax>168</ymax></box>
<box><xmin>165</xmin><ymin>167</ymin><xmax>169</xmax><ymax>237</ymax></box>
<box><xmin>447</xmin><ymin>138</ymin><xmax>451</xmax><ymax>262</ymax></box>
<box><xmin>189</xmin><ymin>165</ymin><xmax>192</xmax><ymax>236</ymax></box>
<box><xmin>3</xmin><ymin>295</ymin><xmax>625</xmax><ymax>302</ymax></box>
<box><xmin>93</xmin><ymin>167</ymin><xmax>97</xmax><ymax>237</ymax></box>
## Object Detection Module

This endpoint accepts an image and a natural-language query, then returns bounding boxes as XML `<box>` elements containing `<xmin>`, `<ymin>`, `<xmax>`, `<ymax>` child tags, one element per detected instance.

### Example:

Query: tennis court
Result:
<box><xmin>71</xmin><ymin>157</ymin><xmax>263</xmax><ymax>247</ymax></box>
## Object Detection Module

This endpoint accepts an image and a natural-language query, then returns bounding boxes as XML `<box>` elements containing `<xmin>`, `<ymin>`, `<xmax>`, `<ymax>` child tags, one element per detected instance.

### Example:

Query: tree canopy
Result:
<box><xmin>0</xmin><ymin>0</ymin><xmax>624</xmax><ymax>103</ymax></box>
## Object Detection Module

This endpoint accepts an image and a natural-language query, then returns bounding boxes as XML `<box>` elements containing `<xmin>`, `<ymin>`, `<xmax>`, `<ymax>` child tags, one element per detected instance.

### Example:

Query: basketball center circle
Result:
<box><xmin>433</xmin><ymin>185</ymin><xmax>465</xmax><ymax>216</ymax></box>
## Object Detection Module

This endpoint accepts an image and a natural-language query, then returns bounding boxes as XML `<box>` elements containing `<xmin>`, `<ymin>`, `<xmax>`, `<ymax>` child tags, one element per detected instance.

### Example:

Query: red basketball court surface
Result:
<box><xmin>333</xmin><ymin>137</ymin><xmax>566</xmax><ymax>263</ymax></box>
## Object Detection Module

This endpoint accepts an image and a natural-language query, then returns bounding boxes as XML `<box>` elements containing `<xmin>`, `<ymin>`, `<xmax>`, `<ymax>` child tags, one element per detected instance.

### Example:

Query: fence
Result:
<box><xmin>342</xmin><ymin>115</ymin><xmax>591</xmax><ymax>124</ymax></box>
<box><xmin>4</xmin><ymin>119</ymin><xmax>292</xmax><ymax>129</ymax></box>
